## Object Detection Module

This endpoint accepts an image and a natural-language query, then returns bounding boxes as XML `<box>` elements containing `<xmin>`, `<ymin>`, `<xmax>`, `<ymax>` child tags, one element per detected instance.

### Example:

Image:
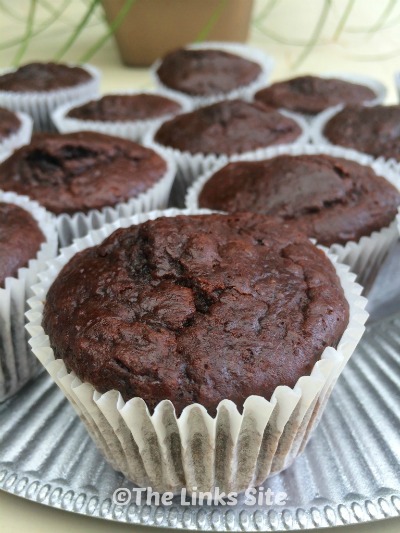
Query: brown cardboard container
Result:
<box><xmin>102</xmin><ymin>0</ymin><xmax>254</xmax><ymax>66</ymax></box>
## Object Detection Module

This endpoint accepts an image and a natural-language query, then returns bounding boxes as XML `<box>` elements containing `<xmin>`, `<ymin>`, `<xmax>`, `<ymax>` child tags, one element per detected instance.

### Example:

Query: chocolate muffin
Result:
<box><xmin>43</xmin><ymin>213</ymin><xmax>349</xmax><ymax>415</ymax></box>
<box><xmin>255</xmin><ymin>75</ymin><xmax>376</xmax><ymax>115</ymax></box>
<box><xmin>0</xmin><ymin>107</ymin><xmax>20</xmax><ymax>141</ymax></box>
<box><xmin>0</xmin><ymin>202</ymin><xmax>44</xmax><ymax>287</ymax></box>
<box><xmin>198</xmin><ymin>155</ymin><xmax>400</xmax><ymax>246</ymax></box>
<box><xmin>323</xmin><ymin>106</ymin><xmax>400</xmax><ymax>162</ymax></box>
<box><xmin>154</xmin><ymin>99</ymin><xmax>302</xmax><ymax>155</ymax></box>
<box><xmin>0</xmin><ymin>131</ymin><xmax>167</xmax><ymax>215</ymax></box>
<box><xmin>0</xmin><ymin>62</ymin><xmax>92</xmax><ymax>92</ymax></box>
<box><xmin>156</xmin><ymin>48</ymin><xmax>262</xmax><ymax>96</ymax></box>
<box><xmin>66</xmin><ymin>93</ymin><xmax>182</xmax><ymax>122</ymax></box>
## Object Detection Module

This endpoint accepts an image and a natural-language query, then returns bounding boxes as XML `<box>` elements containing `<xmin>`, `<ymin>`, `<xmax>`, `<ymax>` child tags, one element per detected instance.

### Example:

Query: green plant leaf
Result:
<box><xmin>0</xmin><ymin>1</ymin><xmax>28</xmax><ymax>22</ymax></box>
<box><xmin>253</xmin><ymin>20</ymin><xmax>327</xmax><ymax>47</ymax></box>
<box><xmin>367</xmin><ymin>0</ymin><xmax>397</xmax><ymax>33</ymax></box>
<box><xmin>0</xmin><ymin>0</ymin><xmax>70</xmax><ymax>52</ymax></box>
<box><xmin>253</xmin><ymin>0</ymin><xmax>280</xmax><ymax>23</ymax></box>
<box><xmin>195</xmin><ymin>0</ymin><xmax>229</xmax><ymax>43</ymax></box>
<box><xmin>292</xmin><ymin>0</ymin><xmax>331</xmax><ymax>70</ymax></box>
<box><xmin>333</xmin><ymin>0</ymin><xmax>355</xmax><ymax>40</ymax></box>
<box><xmin>79</xmin><ymin>0</ymin><xmax>136</xmax><ymax>63</ymax></box>
<box><xmin>12</xmin><ymin>0</ymin><xmax>37</xmax><ymax>66</ymax></box>
<box><xmin>344</xmin><ymin>0</ymin><xmax>400</xmax><ymax>33</ymax></box>
<box><xmin>54</xmin><ymin>0</ymin><xmax>100</xmax><ymax>61</ymax></box>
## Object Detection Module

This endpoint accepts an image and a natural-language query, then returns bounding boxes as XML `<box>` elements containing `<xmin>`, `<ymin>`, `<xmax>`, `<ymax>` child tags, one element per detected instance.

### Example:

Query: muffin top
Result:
<box><xmin>154</xmin><ymin>99</ymin><xmax>302</xmax><ymax>155</ymax></box>
<box><xmin>67</xmin><ymin>93</ymin><xmax>182</xmax><ymax>122</ymax></box>
<box><xmin>43</xmin><ymin>213</ymin><xmax>349</xmax><ymax>415</ymax></box>
<box><xmin>0</xmin><ymin>107</ymin><xmax>20</xmax><ymax>141</ymax></box>
<box><xmin>198</xmin><ymin>154</ymin><xmax>400</xmax><ymax>246</ymax></box>
<box><xmin>0</xmin><ymin>62</ymin><xmax>92</xmax><ymax>92</ymax></box>
<box><xmin>156</xmin><ymin>48</ymin><xmax>262</xmax><ymax>96</ymax></box>
<box><xmin>255</xmin><ymin>75</ymin><xmax>376</xmax><ymax>115</ymax></box>
<box><xmin>0</xmin><ymin>202</ymin><xmax>44</xmax><ymax>287</ymax></box>
<box><xmin>323</xmin><ymin>106</ymin><xmax>400</xmax><ymax>162</ymax></box>
<box><xmin>0</xmin><ymin>131</ymin><xmax>167</xmax><ymax>215</ymax></box>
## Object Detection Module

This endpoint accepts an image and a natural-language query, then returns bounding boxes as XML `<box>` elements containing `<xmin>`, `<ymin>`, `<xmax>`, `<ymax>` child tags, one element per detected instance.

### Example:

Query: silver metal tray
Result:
<box><xmin>1</xmin><ymin>248</ymin><xmax>400</xmax><ymax>531</ymax></box>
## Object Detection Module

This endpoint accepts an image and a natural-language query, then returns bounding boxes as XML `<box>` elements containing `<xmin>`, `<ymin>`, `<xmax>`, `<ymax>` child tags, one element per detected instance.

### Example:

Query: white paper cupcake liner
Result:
<box><xmin>143</xmin><ymin>110</ymin><xmax>310</xmax><ymax>206</ymax></box>
<box><xmin>397</xmin><ymin>211</ymin><xmax>400</xmax><ymax>240</ymax></box>
<box><xmin>26</xmin><ymin>208</ymin><xmax>368</xmax><ymax>493</ymax></box>
<box><xmin>275</xmin><ymin>73</ymin><xmax>387</xmax><ymax>124</ymax></box>
<box><xmin>151</xmin><ymin>42</ymin><xmax>275</xmax><ymax>108</ymax></box>
<box><xmin>0</xmin><ymin>191</ymin><xmax>58</xmax><ymax>401</ymax></box>
<box><xmin>310</xmin><ymin>104</ymin><xmax>400</xmax><ymax>175</ymax></box>
<box><xmin>320</xmin><ymin>72</ymin><xmax>386</xmax><ymax>107</ymax></box>
<box><xmin>51</xmin><ymin>89</ymin><xmax>193</xmax><ymax>143</ymax></box>
<box><xmin>310</xmin><ymin>104</ymin><xmax>350</xmax><ymax>147</ymax></box>
<box><xmin>0</xmin><ymin>64</ymin><xmax>101</xmax><ymax>132</ymax></box>
<box><xmin>56</xmin><ymin>148</ymin><xmax>176</xmax><ymax>247</ymax></box>
<box><xmin>395</xmin><ymin>72</ymin><xmax>400</xmax><ymax>103</ymax></box>
<box><xmin>0</xmin><ymin>111</ymin><xmax>32</xmax><ymax>155</ymax></box>
<box><xmin>186</xmin><ymin>143</ymin><xmax>400</xmax><ymax>292</ymax></box>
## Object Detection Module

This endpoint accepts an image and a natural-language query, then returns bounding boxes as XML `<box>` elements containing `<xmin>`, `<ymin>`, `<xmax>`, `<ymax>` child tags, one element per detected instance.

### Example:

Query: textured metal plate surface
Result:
<box><xmin>1</xmin><ymin>250</ymin><xmax>400</xmax><ymax>531</ymax></box>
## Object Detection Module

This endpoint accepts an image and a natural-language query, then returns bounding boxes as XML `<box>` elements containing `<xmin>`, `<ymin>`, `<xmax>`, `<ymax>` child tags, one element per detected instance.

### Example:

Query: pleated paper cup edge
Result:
<box><xmin>26</xmin><ymin>208</ymin><xmax>367</xmax><ymax>489</ymax></box>
<box><xmin>142</xmin><ymin>109</ymin><xmax>310</xmax><ymax>195</ymax></box>
<box><xmin>319</xmin><ymin>72</ymin><xmax>387</xmax><ymax>107</ymax></box>
<box><xmin>310</xmin><ymin>105</ymin><xmax>400</xmax><ymax>172</ymax></box>
<box><xmin>252</xmin><ymin>73</ymin><xmax>386</xmax><ymax>123</ymax></box>
<box><xmin>51</xmin><ymin>89</ymin><xmax>193</xmax><ymax>141</ymax></box>
<box><xmin>150</xmin><ymin>42</ymin><xmax>275</xmax><ymax>108</ymax></box>
<box><xmin>0</xmin><ymin>63</ymin><xmax>101</xmax><ymax>100</ymax></box>
<box><xmin>397</xmin><ymin>211</ymin><xmax>400</xmax><ymax>236</ymax></box>
<box><xmin>395</xmin><ymin>71</ymin><xmax>400</xmax><ymax>103</ymax></box>
<box><xmin>55</xmin><ymin>147</ymin><xmax>177</xmax><ymax>246</ymax></box>
<box><xmin>0</xmin><ymin>191</ymin><xmax>58</xmax><ymax>291</ymax></box>
<box><xmin>0</xmin><ymin>64</ymin><xmax>101</xmax><ymax>130</ymax></box>
<box><xmin>0</xmin><ymin>111</ymin><xmax>32</xmax><ymax>154</ymax></box>
<box><xmin>0</xmin><ymin>191</ymin><xmax>58</xmax><ymax>400</ymax></box>
<box><xmin>186</xmin><ymin>143</ymin><xmax>400</xmax><ymax>288</ymax></box>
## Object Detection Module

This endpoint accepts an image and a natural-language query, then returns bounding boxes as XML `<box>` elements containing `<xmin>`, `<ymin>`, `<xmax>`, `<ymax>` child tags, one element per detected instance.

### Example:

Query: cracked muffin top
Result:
<box><xmin>0</xmin><ymin>108</ymin><xmax>21</xmax><ymax>141</ymax></box>
<box><xmin>198</xmin><ymin>154</ymin><xmax>400</xmax><ymax>246</ymax></box>
<box><xmin>67</xmin><ymin>93</ymin><xmax>182</xmax><ymax>122</ymax></box>
<box><xmin>0</xmin><ymin>131</ymin><xmax>167</xmax><ymax>215</ymax></box>
<box><xmin>154</xmin><ymin>99</ymin><xmax>302</xmax><ymax>155</ymax></box>
<box><xmin>323</xmin><ymin>105</ymin><xmax>400</xmax><ymax>162</ymax></box>
<box><xmin>254</xmin><ymin>75</ymin><xmax>376</xmax><ymax>115</ymax></box>
<box><xmin>43</xmin><ymin>213</ymin><xmax>349</xmax><ymax>415</ymax></box>
<box><xmin>0</xmin><ymin>202</ymin><xmax>44</xmax><ymax>287</ymax></box>
<box><xmin>0</xmin><ymin>62</ymin><xmax>92</xmax><ymax>92</ymax></box>
<box><xmin>156</xmin><ymin>48</ymin><xmax>262</xmax><ymax>96</ymax></box>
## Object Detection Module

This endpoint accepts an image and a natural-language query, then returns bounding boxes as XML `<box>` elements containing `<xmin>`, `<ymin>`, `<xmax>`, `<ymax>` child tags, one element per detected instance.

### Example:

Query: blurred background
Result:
<box><xmin>0</xmin><ymin>0</ymin><xmax>399</xmax><ymax>100</ymax></box>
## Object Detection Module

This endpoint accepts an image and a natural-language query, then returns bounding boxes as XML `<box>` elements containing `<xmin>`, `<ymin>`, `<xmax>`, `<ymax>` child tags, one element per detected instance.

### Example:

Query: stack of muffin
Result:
<box><xmin>0</xmin><ymin>42</ymin><xmax>398</xmax><ymax>494</ymax></box>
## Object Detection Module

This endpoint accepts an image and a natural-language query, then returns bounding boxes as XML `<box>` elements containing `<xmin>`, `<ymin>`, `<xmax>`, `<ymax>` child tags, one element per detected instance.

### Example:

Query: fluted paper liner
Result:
<box><xmin>319</xmin><ymin>72</ymin><xmax>386</xmax><ymax>106</ymax></box>
<box><xmin>0</xmin><ymin>111</ymin><xmax>32</xmax><ymax>155</ymax></box>
<box><xmin>311</xmin><ymin>104</ymin><xmax>400</xmax><ymax>187</ymax></box>
<box><xmin>309</xmin><ymin>104</ymin><xmax>400</xmax><ymax>169</ymax></box>
<box><xmin>51</xmin><ymin>89</ymin><xmax>193</xmax><ymax>143</ymax></box>
<box><xmin>0</xmin><ymin>64</ymin><xmax>101</xmax><ymax>132</ymax></box>
<box><xmin>256</xmin><ymin>73</ymin><xmax>386</xmax><ymax>123</ymax></box>
<box><xmin>151</xmin><ymin>42</ymin><xmax>275</xmax><ymax>109</ymax></box>
<box><xmin>56</xmin><ymin>148</ymin><xmax>176</xmax><ymax>247</ymax></box>
<box><xmin>186</xmin><ymin>144</ymin><xmax>400</xmax><ymax>291</ymax></box>
<box><xmin>143</xmin><ymin>111</ymin><xmax>310</xmax><ymax>206</ymax></box>
<box><xmin>310</xmin><ymin>108</ymin><xmax>400</xmax><ymax>290</ymax></box>
<box><xmin>27</xmin><ymin>208</ymin><xmax>367</xmax><ymax>493</ymax></box>
<box><xmin>0</xmin><ymin>191</ymin><xmax>58</xmax><ymax>401</ymax></box>
<box><xmin>398</xmin><ymin>208</ymin><xmax>400</xmax><ymax>239</ymax></box>
<box><xmin>395</xmin><ymin>72</ymin><xmax>400</xmax><ymax>103</ymax></box>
